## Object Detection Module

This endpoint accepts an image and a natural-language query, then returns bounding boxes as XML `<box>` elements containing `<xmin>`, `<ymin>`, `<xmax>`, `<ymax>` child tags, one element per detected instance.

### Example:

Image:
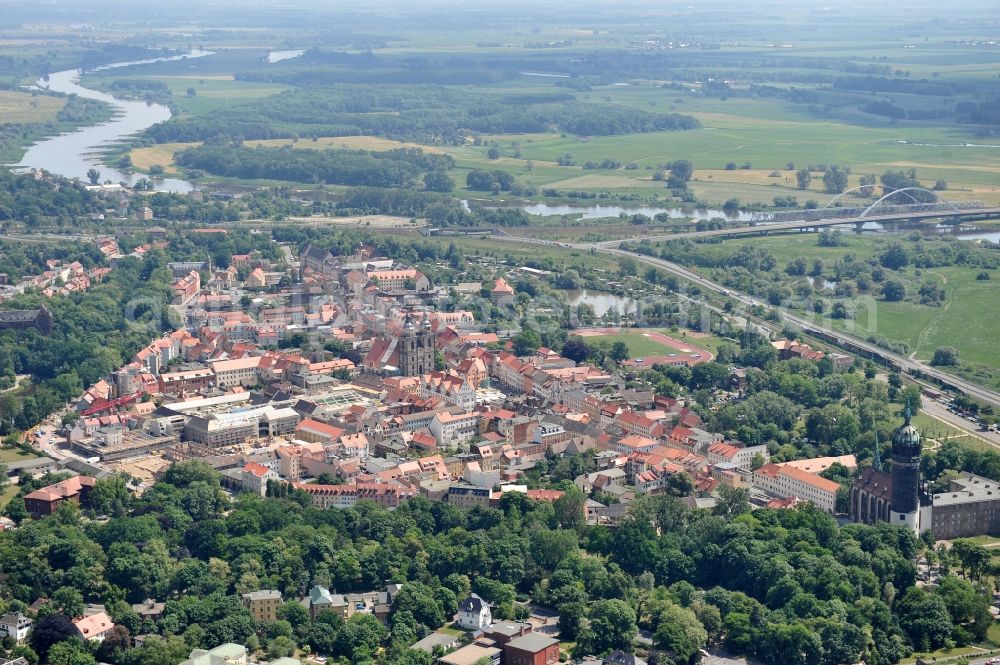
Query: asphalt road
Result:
<box><xmin>922</xmin><ymin>399</ymin><xmax>1000</xmax><ymax>448</ymax></box>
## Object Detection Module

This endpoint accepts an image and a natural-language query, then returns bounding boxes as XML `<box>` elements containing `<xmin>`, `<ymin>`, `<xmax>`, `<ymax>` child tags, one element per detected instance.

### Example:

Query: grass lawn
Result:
<box><xmin>0</xmin><ymin>447</ymin><xmax>41</xmax><ymax>464</ymax></box>
<box><xmin>899</xmin><ymin>646</ymin><xmax>988</xmax><ymax>665</ymax></box>
<box><xmin>436</xmin><ymin>625</ymin><xmax>467</xmax><ymax>637</ymax></box>
<box><xmin>911</xmin><ymin>411</ymin><xmax>985</xmax><ymax>451</ymax></box>
<box><xmin>960</xmin><ymin>535</ymin><xmax>1000</xmax><ymax>548</ymax></box>
<box><xmin>0</xmin><ymin>484</ymin><xmax>17</xmax><ymax>510</ymax></box>
<box><xmin>0</xmin><ymin>90</ymin><xmax>65</xmax><ymax>124</ymax></box>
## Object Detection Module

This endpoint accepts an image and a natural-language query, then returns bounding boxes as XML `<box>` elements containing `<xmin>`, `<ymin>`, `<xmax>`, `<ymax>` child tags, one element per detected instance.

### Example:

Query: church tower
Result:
<box><xmin>890</xmin><ymin>409</ymin><xmax>922</xmax><ymax>532</ymax></box>
<box><xmin>398</xmin><ymin>313</ymin><xmax>435</xmax><ymax>376</ymax></box>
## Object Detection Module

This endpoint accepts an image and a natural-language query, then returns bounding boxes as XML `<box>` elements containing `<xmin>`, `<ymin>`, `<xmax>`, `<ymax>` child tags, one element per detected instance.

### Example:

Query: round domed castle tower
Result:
<box><xmin>890</xmin><ymin>408</ymin><xmax>923</xmax><ymax>531</ymax></box>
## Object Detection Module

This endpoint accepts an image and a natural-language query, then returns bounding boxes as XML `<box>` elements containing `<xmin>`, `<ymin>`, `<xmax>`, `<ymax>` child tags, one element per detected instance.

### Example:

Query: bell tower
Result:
<box><xmin>398</xmin><ymin>312</ymin><xmax>436</xmax><ymax>376</ymax></box>
<box><xmin>889</xmin><ymin>408</ymin><xmax>922</xmax><ymax>533</ymax></box>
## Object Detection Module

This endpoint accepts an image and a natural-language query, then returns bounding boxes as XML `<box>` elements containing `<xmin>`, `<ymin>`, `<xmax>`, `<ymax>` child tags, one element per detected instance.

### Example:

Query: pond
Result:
<box><xmin>562</xmin><ymin>288</ymin><xmax>639</xmax><ymax>316</ymax></box>
<box><xmin>266</xmin><ymin>49</ymin><xmax>306</xmax><ymax>63</ymax></box>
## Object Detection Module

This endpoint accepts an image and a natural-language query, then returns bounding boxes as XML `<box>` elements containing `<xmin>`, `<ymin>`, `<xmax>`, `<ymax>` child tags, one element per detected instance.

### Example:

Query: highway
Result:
<box><xmin>592</xmin><ymin>206</ymin><xmax>1000</xmax><ymax>246</ymax></box>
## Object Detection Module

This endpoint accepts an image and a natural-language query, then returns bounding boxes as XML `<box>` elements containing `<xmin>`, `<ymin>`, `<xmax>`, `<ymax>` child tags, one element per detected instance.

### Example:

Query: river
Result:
<box><xmin>486</xmin><ymin>201</ymin><xmax>754</xmax><ymax>221</ymax></box>
<box><xmin>14</xmin><ymin>49</ymin><xmax>213</xmax><ymax>193</ymax></box>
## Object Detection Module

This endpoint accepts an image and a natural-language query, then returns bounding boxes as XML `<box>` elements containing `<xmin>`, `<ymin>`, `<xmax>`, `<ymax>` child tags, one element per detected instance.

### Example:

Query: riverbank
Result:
<box><xmin>0</xmin><ymin>93</ymin><xmax>115</xmax><ymax>165</ymax></box>
<box><xmin>13</xmin><ymin>49</ymin><xmax>212</xmax><ymax>192</ymax></box>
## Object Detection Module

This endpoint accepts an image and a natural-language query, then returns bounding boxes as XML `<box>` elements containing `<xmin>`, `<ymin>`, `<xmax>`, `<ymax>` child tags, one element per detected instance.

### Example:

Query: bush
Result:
<box><xmin>931</xmin><ymin>346</ymin><xmax>959</xmax><ymax>366</ymax></box>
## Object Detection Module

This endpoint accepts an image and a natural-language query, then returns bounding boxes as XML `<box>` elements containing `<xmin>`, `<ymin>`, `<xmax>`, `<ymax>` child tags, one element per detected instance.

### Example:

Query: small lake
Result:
<box><xmin>266</xmin><ymin>49</ymin><xmax>305</xmax><ymax>63</ymax></box>
<box><xmin>14</xmin><ymin>49</ymin><xmax>213</xmax><ymax>193</ymax></box>
<box><xmin>515</xmin><ymin>202</ymin><xmax>754</xmax><ymax>222</ymax></box>
<box><xmin>562</xmin><ymin>288</ymin><xmax>639</xmax><ymax>316</ymax></box>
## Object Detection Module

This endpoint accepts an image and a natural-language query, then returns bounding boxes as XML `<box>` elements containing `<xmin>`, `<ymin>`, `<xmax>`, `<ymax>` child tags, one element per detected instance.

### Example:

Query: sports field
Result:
<box><xmin>576</xmin><ymin>327</ymin><xmax>714</xmax><ymax>362</ymax></box>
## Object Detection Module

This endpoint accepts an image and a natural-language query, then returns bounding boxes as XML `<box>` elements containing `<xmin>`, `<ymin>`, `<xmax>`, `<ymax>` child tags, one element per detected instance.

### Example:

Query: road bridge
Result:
<box><xmin>592</xmin><ymin>205</ymin><xmax>1000</xmax><ymax>247</ymax></box>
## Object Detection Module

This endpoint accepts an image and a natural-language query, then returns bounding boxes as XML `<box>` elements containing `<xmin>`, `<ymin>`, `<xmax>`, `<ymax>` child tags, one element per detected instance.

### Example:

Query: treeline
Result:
<box><xmin>146</xmin><ymin>84</ymin><xmax>699</xmax><ymax>144</ymax></box>
<box><xmin>834</xmin><ymin>75</ymin><xmax>960</xmax><ymax>97</ymax></box>
<box><xmin>174</xmin><ymin>143</ymin><xmax>454</xmax><ymax>188</ymax></box>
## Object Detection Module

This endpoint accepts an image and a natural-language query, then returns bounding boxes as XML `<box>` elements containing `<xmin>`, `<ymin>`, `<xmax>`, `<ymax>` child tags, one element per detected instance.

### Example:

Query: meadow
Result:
<box><xmin>123</xmin><ymin>82</ymin><xmax>1000</xmax><ymax>207</ymax></box>
<box><xmin>0</xmin><ymin>90</ymin><xmax>64</xmax><ymax>123</ymax></box>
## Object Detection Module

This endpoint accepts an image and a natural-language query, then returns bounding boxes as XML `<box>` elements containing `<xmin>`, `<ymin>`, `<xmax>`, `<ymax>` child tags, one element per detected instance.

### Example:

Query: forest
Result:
<box><xmin>0</xmin><ymin>172</ymin><xmax>105</xmax><ymax>225</ymax></box>
<box><xmin>146</xmin><ymin>85</ymin><xmax>700</xmax><ymax>144</ymax></box>
<box><xmin>175</xmin><ymin>144</ymin><xmax>455</xmax><ymax>188</ymax></box>
<box><xmin>0</xmin><ymin>457</ymin><xmax>994</xmax><ymax>665</ymax></box>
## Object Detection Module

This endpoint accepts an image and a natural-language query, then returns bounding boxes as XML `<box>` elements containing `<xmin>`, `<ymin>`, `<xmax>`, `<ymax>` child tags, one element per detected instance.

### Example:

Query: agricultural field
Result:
<box><xmin>0</xmin><ymin>90</ymin><xmax>65</xmax><ymax>123</ymax></box>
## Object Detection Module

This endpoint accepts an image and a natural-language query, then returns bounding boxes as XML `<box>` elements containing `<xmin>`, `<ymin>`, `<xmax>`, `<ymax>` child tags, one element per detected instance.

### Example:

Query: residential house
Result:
<box><xmin>491</xmin><ymin>277</ymin><xmax>515</xmax><ymax>307</ymax></box>
<box><xmin>241</xmin><ymin>590</ymin><xmax>282</xmax><ymax>622</ymax></box>
<box><xmin>0</xmin><ymin>613</ymin><xmax>32</xmax><ymax>644</ymax></box>
<box><xmin>456</xmin><ymin>593</ymin><xmax>492</xmax><ymax>630</ymax></box>
<box><xmin>73</xmin><ymin>612</ymin><xmax>115</xmax><ymax>642</ymax></box>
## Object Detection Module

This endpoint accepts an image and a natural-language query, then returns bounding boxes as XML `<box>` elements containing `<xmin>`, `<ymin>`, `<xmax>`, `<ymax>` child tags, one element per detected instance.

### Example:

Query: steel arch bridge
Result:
<box><xmin>750</xmin><ymin>185</ymin><xmax>983</xmax><ymax>224</ymax></box>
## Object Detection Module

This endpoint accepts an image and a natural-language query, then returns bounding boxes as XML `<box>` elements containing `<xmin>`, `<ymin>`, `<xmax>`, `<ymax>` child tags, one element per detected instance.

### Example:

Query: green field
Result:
<box><xmin>0</xmin><ymin>484</ymin><xmax>16</xmax><ymax>510</ymax></box>
<box><xmin>911</xmin><ymin>411</ymin><xmax>986</xmax><ymax>451</ymax></box>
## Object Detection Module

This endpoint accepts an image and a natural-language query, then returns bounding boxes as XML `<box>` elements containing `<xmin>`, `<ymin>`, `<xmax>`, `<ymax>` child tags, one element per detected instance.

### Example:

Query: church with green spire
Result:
<box><xmin>850</xmin><ymin>410</ymin><xmax>1000</xmax><ymax>539</ymax></box>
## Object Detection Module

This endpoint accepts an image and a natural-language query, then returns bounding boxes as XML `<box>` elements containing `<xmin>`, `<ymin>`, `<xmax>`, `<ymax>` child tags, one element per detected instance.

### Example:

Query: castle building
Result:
<box><xmin>0</xmin><ymin>305</ymin><xmax>53</xmax><ymax>335</ymax></box>
<box><xmin>398</xmin><ymin>313</ymin><xmax>436</xmax><ymax>377</ymax></box>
